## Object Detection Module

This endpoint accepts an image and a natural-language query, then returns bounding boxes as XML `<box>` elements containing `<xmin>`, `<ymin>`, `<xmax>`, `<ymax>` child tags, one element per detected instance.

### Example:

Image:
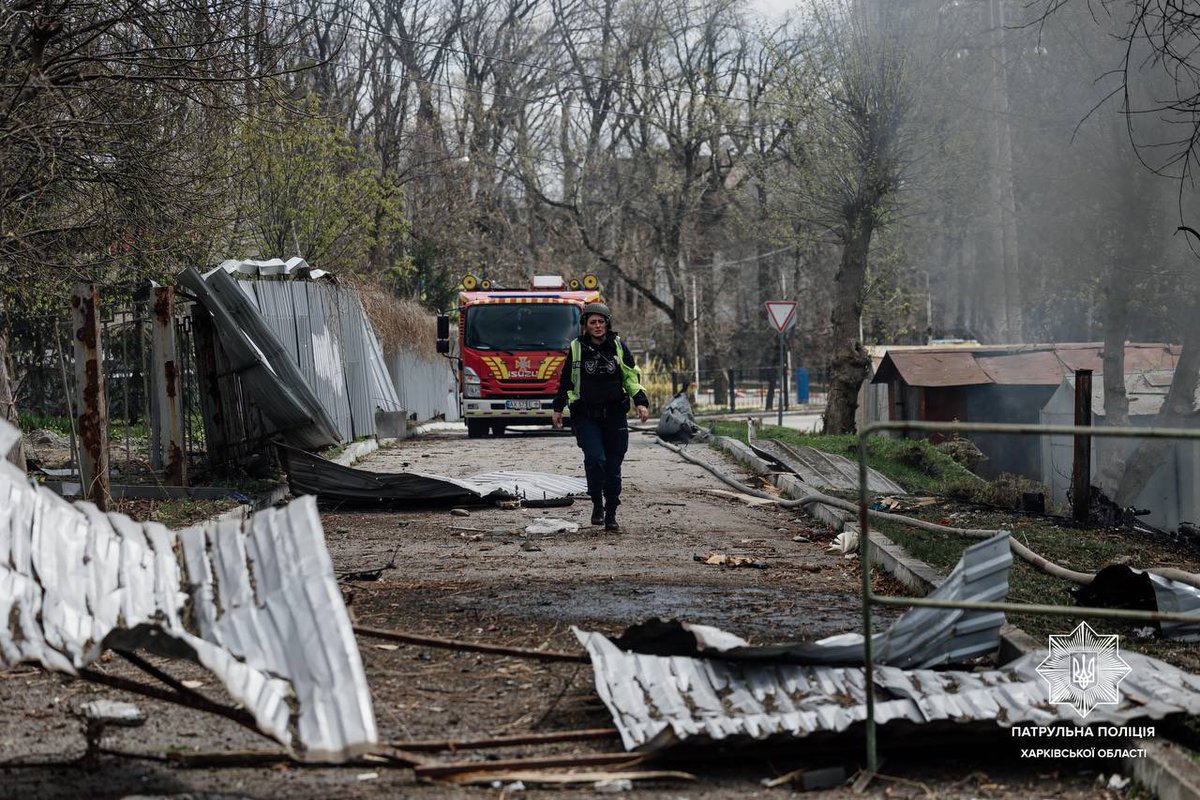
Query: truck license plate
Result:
<box><xmin>505</xmin><ymin>400</ymin><xmax>541</xmax><ymax>411</ymax></box>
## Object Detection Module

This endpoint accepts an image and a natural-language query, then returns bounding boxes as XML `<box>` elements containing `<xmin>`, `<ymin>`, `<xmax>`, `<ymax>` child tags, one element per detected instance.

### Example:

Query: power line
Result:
<box><xmin>277</xmin><ymin>5</ymin><xmax>806</xmax><ymax>115</ymax></box>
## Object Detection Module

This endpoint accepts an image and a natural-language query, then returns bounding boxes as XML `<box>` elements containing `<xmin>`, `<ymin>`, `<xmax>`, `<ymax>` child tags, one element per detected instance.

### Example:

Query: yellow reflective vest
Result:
<box><xmin>565</xmin><ymin>335</ymin><xmax>646</xmax><ymax>405</ymax></box>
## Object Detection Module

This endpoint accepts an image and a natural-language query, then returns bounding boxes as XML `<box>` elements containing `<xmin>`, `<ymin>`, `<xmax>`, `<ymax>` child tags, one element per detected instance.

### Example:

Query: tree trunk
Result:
<box><xmin>1113</xmin><ymin>297</ymin><xmax>1200</xmax><ymax>505</ymax></box>
<box><xmin>822</xmin><ymin>222</ymin><xmax>873</xmax><ymax>434</ymax></box>
<box><xmin>0</xmin><ymin>299</ymin><xmax>27</xmax><ymax>470</ymax></box>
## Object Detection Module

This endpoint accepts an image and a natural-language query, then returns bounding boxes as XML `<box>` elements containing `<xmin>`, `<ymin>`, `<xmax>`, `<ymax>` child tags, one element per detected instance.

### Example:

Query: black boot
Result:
<box><xmin>604</xmin><ymin>493</ymin><xmax>620</xmax><ymax>531</ymax></box>
<box><xmin>590</xmin><ymin>501</ymin><xmax>605</xmax><ymax>526</ymax></box>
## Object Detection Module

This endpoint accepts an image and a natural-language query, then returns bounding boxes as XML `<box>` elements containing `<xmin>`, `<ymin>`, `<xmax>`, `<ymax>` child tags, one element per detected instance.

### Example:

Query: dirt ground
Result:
<box><xmin>0</xmin><ymin>425</ymin><xmax>1140</xmax><ymax>799</ymax></box>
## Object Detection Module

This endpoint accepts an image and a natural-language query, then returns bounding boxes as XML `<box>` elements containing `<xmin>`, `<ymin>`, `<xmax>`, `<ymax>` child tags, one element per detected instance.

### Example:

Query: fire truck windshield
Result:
<box><xmin>465</xmin><ymin>303</ymin><xmax>580</xmax><ymax>351</ymax></box>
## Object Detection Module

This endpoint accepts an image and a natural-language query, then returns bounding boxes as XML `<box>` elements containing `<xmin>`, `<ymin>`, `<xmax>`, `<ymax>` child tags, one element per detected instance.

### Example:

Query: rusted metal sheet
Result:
<box><xmin>149</xmin><ymin>286</ymin><xmax>186</xmax><ymax>485</ymax></box>
<box><xmin>579</xmin><ymin>628</ymin><xmax>1200</xmax><ymax>751</ymax></box>
<box><xmin>0</xmin><ymin>419</ymin><xmax>376</xmax><ymax>761</ymax></box>
<box><xmin>70</xmin><ymin>283</ymin><xmax>110</xmax><ymax>510</ymax></box>
<box><xmin>975</xmin><ymin>350</ymin><xmax>1065</xmax><ymax>385</ymax></box>
<box><xmin>874</xmin><ymin>351</ymin><xmax>991</xmax><ymax>388</ymax></box>
<box><xmin>608</xmin><ymin>533</ymin><xmax>1010</xmax><ymax>668</ymax></box>
<box><xmin>277</xmin><ymin>443</ymin><xmax>586</xmax><ymax>504</ymax></box>
<box><xmin>178</xmin><ymin>267</ymin><xmax>342</xmax><ymax>450</ymax></box>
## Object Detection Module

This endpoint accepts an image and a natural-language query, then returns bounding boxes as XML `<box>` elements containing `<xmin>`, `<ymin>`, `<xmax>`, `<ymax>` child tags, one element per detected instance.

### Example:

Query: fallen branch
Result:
<box><xmin>414</xmin><ymin>751</ymin><xmax>645</xmax><ymax>781</ymax></box>
<box><xmin>354</xmin><ymin>625</ymin><xmax>588</xmax><ymax>663</ymax></box>
<box><xmin>446</xmin><ymin>768</ymin><xmax>695</xmax><ymax>786</ymax></box>
<box><xmin>392</xmin><ymin>727</ymin><xmax>619</xmax><ymax>753</ymax></box>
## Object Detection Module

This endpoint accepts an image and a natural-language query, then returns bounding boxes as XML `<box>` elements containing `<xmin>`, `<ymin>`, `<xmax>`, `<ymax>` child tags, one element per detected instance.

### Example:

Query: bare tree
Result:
<box><xmin>774</xmin><ymin>1</ymin><xmax>918</xmax><ymax>434</ymax></box>
<box><xmin>0</xmin><ymin>0</ymin><xmax>309</xmax><ymax>464</ymax></box>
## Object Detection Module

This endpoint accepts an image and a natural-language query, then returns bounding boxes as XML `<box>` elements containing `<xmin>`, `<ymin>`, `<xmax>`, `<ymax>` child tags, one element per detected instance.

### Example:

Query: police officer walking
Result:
<box><xmin>551</xmin><ymin>302</ymin><xmax>650</xmax><ymax>532</ymax></box>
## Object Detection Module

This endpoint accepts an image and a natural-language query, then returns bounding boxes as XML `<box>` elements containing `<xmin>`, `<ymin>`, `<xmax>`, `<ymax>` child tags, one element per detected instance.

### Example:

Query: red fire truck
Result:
<box><xmin>436</xmin><ymin>273</ymin><xmax>603</xmax><ymax>438</ymax></box>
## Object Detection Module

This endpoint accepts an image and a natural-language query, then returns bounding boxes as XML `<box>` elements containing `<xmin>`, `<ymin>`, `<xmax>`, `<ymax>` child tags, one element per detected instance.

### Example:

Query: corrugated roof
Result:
<box><xmin>0</xmin><ymin>420</ymin><xmax>376</xmax><ymax>761</ymax></box>
<box><xmin>876</xmin><ymin>350</ymin><xmax>992</xmax><ymax>387</ymax></box>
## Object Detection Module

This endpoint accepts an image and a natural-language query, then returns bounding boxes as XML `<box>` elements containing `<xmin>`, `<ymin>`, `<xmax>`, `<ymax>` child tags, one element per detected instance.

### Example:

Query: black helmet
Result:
<box><xmin>581</xmin><ymin>302</ymin><xmax>611</xmax><ymax>325</ymax></box>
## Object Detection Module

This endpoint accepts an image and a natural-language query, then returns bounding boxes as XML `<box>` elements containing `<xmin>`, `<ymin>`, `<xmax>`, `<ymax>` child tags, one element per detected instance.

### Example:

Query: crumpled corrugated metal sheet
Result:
<box><xmin>610</xmin><ymin>533</ymin><xmax>1010</xmax><ymax>669</ymax></box>
<box><xmin>209</xmin><ymin>256</ymin><xmax>331</xmax><ymax>281</ymax></box>
<box><xmin>579</xmin><ymin>627</ymin><xmax>1200</xmax><ymax>750</ymax></box>
<box><xmin>277</xmin><ymin>444</ymin><xmax>587</xmax><ymax>504</ymax></box>
<box><xmin>1149</xmin><ymin>571</ymin><xmax>1200</xmax><ymax>641</ymax></box>
<box><xmin>0</xmin><ymin>421</ymin><xmax>376</xmax><ymax>761</ymax></box>
<box><xmin>179</xmin><ymin>266</ymin><xmax>342</xmax><ymax>450</ymax></box>
<box><xmin>750</xmin><ymin>439</ymin><xmax>906</xmax><ymax>494</ymax></box>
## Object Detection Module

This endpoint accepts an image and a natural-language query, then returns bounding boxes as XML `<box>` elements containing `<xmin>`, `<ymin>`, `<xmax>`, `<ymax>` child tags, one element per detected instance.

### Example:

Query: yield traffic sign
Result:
<box><xmin>764</xmin><ymin>301</ymin><xmax>798</xmax><ymax>333</ymax></box>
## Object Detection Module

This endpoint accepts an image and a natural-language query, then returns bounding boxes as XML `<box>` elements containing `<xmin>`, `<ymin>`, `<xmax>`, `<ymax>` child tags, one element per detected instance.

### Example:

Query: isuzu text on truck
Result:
<box><xmin>436</xmin><ymin>273</ymin><xmax>603</xmax><ymax>438</ymax></box>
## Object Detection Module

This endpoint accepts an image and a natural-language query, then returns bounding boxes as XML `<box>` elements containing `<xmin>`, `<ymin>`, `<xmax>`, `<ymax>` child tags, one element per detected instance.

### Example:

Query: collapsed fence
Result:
<box><xmin>5</xmin><ymin>263</ymin><xmax>454</xmax><ymax>507</ymax></box>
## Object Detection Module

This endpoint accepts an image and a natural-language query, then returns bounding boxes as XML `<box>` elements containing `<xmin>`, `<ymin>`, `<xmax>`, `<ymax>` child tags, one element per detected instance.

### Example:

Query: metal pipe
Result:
<box><xmin>869</xmin><ymin>594</ymin><xmax>1200</xmax><ymax>624</ymax></box>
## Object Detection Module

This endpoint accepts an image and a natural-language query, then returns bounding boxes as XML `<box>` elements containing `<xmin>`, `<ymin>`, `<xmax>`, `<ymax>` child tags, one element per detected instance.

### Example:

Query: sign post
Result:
<box><xmin>764</xmin><ymin>301</ymin><xmax>798</xmax><ymax>427</ymax></box>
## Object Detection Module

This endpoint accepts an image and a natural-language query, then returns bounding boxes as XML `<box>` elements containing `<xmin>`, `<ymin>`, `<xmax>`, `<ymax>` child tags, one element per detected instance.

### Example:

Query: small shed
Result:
<box><xmin>870</xmin><ymin>343</ymin><xmax>1181</xmax><ymax>479</ymax></box>
<box><xmin>1040</xmin><ymin>372</ymin><xmax>1200</xmax><ymax>531</ymax></box>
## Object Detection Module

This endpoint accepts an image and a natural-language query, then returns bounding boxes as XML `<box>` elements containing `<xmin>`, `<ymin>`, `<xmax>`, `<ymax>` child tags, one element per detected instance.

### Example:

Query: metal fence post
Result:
<box><xmin>71</xmin><ymin>283</ymin><xmax>110</xmax><ymax>510</ymax></box>
<box><xmin>1072</xmin><ymin>369</ymin><xmax>1092</xmax><ymax>523</ymax></box>
<box><xmin>150</xmin><ymin>287</ymin><xmax>186</xmax><ymax>486</ymax></box>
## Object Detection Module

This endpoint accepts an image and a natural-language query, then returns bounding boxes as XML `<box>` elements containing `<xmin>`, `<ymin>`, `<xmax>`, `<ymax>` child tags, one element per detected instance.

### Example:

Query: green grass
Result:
<box><xmin>19</xmin><ymin>411</ymin><xmax>149</xmax><ymax>439</ymax></box>
<box><xmin>709</xmin><ymin>420</ymin><xmax>976</xmax><ymax>494</ymax></box>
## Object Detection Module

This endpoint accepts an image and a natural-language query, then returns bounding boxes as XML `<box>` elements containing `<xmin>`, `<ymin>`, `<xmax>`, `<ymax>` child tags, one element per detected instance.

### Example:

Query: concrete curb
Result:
<box><xmin>329</xmin><ymin>437</ymin><xmax>398</xmax><ymax>467</ymax></box>
<box><xmin>1125</xmin><ymin>738</ymin><xmax>1200</xmax><ymax>800</ymax></box>
<box><xmin>708</xmin><ymin>434</ymin><xmax>1200</xmax><ymax>798</ymax></box>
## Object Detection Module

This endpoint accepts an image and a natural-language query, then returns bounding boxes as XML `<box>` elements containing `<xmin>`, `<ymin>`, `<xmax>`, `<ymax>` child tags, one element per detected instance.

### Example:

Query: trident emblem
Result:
<box><xmin>1070</xmin><ymin>653</ymin><xmax>1097</xmax><ymax>690</ymax></box>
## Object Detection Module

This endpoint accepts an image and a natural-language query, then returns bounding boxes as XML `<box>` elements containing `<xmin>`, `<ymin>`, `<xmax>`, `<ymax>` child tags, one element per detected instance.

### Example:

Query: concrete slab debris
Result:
<box><xmin>0</xmin><ymin>420</ymin><xmax>376</xmax><ymax>762</ymax></box>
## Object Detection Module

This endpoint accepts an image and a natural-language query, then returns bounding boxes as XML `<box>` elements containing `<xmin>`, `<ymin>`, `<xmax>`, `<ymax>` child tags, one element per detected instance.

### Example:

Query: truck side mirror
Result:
<box><xmin>436</xmin><ymin>339</ymin><xmax>450</xmax><ymax>354</ymax></box>
<box><xmin>436</xmin><ymin>314</ymin><xmax>450</xmax><ymax>340</ymax></box>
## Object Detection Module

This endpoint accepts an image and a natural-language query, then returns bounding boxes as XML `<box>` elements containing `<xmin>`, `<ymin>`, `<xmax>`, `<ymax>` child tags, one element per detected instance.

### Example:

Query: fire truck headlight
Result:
<box><xmin>463</xmin><ymin>366</ymin><xmax>482</xmax><ymax>398</ymax></box>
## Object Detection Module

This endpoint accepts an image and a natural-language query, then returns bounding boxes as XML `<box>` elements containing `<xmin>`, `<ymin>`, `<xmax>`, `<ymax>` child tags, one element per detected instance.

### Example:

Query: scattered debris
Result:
<box><xmin>603</xmin><ymin>533</ymin><xmax>1011</xmax><ymax>668</ymax></box>
<box><xmin>655</xmin><ymin>392</ymin><xmax>709</xmax><ymax>444</ymax></box>
<box><xmin>762</xmin><ymin>766</ymin><xmax>848</xmax><ymax>791</ymax></box>
<box><xmin>0</xmin><ymin>420</ymin><xmax>377</xmax><ymax>762</ymax></box>
<box><xmin>872</xmin><ymin>495</ymin><xmax>938</xmax><ymax>512</ymax></box>
<box><xmin>524</xmin><ymin>518</ymin><xmax>579</xmax><ymax>535</ymax></box>
<box><xmin>451</xmin><ymin>508</ymin><xmax>472</xmax><ymax>517</ymax></box>
<box><xmin>1072</xmin><ymin>564</ymin><xmax>1200</xmax><ymax>641</ymax></box>
<box><xmin>693</xmin><ymin>552</ymin><xmax>767</xmax><ymax>569</ymax></box>
<box><xmin>827</xmin><ymin>531</ymin><xmax>859</xmax><ymax>557</ymax></box>
<box><xmin>79</xmin><ymin>700</ymin><xmax>145</xmax><ymax>758</ymax></box>
<box><xmin>594</xmin><ymin>778</ymin><xmax>634</xmax><ymax>793</ymax></box>
<box><xmin>338</xmin><ymin>546</ymin><xmax>400</xmax><ymax>582</ymax></box>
